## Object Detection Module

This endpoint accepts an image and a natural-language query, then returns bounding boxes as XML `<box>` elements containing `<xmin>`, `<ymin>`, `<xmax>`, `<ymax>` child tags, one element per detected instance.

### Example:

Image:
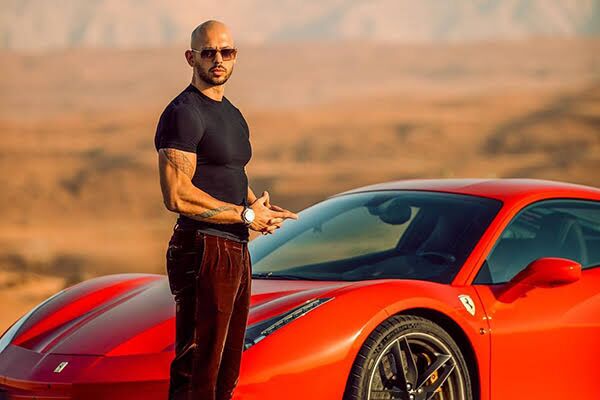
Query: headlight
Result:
<box><xmin>0</xmin><ymin>289</ymin><xmax>66</xmax><ymax>355</ymax></box>
<box><xmin>244</xmin><ymin>297</ymin><xmax>333</xmax><ymax>350</ymax></box>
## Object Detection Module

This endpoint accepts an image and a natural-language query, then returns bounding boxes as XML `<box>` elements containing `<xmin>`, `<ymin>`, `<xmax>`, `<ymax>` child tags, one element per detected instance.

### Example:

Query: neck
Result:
<box><xmin>191</xmin><ymin>77</ymin><xmax>224</xmax><ymax>102</ymax></box>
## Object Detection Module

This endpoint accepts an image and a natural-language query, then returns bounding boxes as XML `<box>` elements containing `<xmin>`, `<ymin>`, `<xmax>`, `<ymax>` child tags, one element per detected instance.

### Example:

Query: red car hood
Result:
<box><xmin>9</xmin><ymin>275</ymin><xmax>355</xmax><ymax>356</ymax></box>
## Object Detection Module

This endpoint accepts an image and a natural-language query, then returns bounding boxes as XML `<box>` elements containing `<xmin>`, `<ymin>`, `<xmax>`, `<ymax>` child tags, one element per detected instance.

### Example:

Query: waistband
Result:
<box><xmin>173</xmin><ymin>223</ymin><xmax>248</xmax><ymax>249</ymax></box>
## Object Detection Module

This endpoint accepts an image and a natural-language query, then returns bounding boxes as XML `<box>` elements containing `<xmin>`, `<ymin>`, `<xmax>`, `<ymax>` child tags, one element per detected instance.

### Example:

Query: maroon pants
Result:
<box><xmin>165</xmin><ymin>227</ymin><xmax>251</xmax><ymax>400</ymax></box>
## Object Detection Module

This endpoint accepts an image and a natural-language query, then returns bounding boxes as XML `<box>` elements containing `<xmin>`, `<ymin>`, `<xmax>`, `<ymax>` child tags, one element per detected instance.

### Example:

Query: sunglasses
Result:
<box><xmin>191</xmin><ymin>47</ymin><xmax>238</xmax><ymax>61</ymax></box>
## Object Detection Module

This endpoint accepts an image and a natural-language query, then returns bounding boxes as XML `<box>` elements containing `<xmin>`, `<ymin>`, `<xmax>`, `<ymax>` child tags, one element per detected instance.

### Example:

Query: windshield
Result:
<box><xmin>249</xmin><ymin>190</ymin><xmax>502</xmax><ymax>283</ymax></box>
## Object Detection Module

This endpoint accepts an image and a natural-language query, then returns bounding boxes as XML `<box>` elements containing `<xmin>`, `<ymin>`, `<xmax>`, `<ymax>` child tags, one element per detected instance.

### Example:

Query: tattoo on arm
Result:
<box><xmin>191</xmin><ymin>206</ymin><xmax>234</xmax><ymax>220</ymax></box>
<box><xmin>163</xmin><ymin>149</ymin><xmax>194</xmax><ymax>179</ymax></box>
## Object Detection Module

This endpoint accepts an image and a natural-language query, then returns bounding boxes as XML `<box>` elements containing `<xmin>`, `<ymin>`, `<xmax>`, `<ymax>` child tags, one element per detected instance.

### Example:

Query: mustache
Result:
<box><xmin>210</xmin><ymin>66</ymin><xmax>227</xmax><ymax>72</ymax></box>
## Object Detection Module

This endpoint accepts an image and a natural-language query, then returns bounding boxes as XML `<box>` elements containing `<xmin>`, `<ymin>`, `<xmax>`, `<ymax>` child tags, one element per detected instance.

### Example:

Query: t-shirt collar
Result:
<box><xmin>187</xmin><ymin>83</ymin><xmax>224</xmax><ymax>104</ymax></box>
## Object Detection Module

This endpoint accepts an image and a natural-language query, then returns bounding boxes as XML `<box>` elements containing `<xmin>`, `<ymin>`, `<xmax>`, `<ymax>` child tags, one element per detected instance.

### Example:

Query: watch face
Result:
<box><xmin>244</xmin><ymin>208</ymin><xmax>255</xmax><ymax>223</ymax></box>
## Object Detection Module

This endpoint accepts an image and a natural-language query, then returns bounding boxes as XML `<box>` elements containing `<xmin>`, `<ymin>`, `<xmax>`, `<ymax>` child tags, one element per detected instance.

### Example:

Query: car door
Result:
<box><xmin>472</xmin><ymin>199</ymin><xmax>600</xmax><ymax>399</ymax></box>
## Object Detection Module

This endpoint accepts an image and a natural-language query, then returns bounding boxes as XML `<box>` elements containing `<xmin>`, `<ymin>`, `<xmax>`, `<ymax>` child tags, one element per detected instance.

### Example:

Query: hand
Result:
<box><xmin>263</xmin><ymin>191</ymin><xmax>299</xmax><ymax>235</ymax></box>
<box><xmin>262</xmin><ymin>204</ymin><xmax>298</xmax><ymax>234</ymax></box>
<box><xmin>263</xmin><ymin>191</ymin><xmax>299</xmax><ymax>219</ymax></box>
<box><xmin>249</xmin><ymin>191</ymin><xmax>298</xmax><ymax>235</ymax></box>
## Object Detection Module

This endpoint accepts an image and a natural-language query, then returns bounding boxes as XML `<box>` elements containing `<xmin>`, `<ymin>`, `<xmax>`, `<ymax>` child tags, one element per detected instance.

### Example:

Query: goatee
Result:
<box><xmin>197</xmin><ymin>65</ymin><xmax>233</xmax><ymax>86</ymax></box>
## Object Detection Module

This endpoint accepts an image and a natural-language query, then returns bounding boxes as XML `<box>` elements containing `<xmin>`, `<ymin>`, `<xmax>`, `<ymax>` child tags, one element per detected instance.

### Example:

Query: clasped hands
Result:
<box><xmin>248</xmin><ymin>191</ymin><xmax>298</xmax><ymax>235</ymax></box>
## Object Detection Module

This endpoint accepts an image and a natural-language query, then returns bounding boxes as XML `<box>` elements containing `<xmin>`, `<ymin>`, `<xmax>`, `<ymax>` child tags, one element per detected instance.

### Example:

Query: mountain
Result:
<box><xmin>1</xmin><ymin>0</ymin><xmax>599</xmax><ymax>50</ymax></box>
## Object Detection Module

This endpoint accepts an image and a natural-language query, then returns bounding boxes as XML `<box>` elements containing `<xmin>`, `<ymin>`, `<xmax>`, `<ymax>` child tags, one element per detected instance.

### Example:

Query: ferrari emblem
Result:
<box><xmin>458</xmin><ymin>295</ymin><xmax>476</xmax><ymax>316</ymax></box>
<box><xmin>54</xmin><ymin>361</ymin><xmax>68</xmax><ymax>373</ymax></box>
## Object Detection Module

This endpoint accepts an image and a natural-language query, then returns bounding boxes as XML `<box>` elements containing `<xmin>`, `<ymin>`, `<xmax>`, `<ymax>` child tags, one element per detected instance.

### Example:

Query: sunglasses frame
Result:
<box><xmin>191</xmin><ymin>47</ymin><xmax>238</xmax><ymax>61</ymax></box>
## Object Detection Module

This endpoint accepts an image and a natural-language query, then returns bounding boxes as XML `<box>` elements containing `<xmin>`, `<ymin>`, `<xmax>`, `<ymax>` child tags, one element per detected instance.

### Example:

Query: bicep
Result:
<box><xmin>158</xmin><ymin>148</ymin><xmax>197</xmax><ymax>185</ymax></box>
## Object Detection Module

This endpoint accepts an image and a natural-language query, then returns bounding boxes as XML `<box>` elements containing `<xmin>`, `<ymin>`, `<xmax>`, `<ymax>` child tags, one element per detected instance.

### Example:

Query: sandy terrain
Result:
<box><xmin>0</xmin><ymin>38</ymin><xmax>599</xmax><ymax>331</ymax></box>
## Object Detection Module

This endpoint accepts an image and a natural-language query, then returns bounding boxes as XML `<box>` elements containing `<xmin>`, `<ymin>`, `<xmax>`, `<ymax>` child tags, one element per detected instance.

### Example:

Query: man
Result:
<box><xmin>154</xmin><ymin>20</ymin><xmax>298</xmax><ymax>400</ymax></box>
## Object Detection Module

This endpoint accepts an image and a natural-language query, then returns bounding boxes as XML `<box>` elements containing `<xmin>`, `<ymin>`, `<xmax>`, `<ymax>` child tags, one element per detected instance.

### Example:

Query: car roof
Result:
<box><xmin>333</xmin><ymin>178</ymin><xmax>600</xmax><ymax>203</ymax></box>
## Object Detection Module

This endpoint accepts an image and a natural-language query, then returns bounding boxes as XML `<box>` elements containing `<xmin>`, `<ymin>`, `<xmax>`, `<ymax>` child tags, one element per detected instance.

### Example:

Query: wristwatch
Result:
<box><xmin>241</xmin><ymin>206</ymin><xmax>255</xmax><ymax>226</ymax></box>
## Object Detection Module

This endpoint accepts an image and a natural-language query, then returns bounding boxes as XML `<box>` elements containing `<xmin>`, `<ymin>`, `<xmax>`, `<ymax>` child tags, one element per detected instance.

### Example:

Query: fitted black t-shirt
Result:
<box><xmin>154</xmin><ymin>84</ymin><xmax>252</xmax><ymax>242</ymax></box>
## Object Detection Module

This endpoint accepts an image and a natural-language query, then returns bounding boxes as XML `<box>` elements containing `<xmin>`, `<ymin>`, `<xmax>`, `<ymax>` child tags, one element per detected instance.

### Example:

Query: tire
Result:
<box><xmin>344</xmin><ymin>315</ymin><xmax>473</xmax><ymax>400</ymax></box>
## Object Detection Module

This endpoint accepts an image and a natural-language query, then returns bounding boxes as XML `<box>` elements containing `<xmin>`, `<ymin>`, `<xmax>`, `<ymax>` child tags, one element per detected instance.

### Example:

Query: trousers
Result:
<box><xmin>165</xmin><ymin>226</ymin><xmax>251</xmax><ymax>400</ymax></box>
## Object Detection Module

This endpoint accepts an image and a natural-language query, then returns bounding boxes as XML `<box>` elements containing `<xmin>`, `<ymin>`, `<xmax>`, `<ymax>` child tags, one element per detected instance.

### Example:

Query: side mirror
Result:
<box><xmin>510</xmin><ymin>257</ymin><xmax>582</xmax><ymax>288</ymax></box>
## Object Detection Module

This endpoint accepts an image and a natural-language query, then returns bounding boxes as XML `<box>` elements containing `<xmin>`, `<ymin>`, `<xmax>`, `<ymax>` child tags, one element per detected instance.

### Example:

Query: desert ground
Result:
<box><xmin>1</xmin><ymin>38</ymin><xmax>599</xmax><ymax>331</ymax></box>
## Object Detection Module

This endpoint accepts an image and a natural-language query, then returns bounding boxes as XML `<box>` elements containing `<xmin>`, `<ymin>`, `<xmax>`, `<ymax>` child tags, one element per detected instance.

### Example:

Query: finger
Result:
<box><xmin>264</xmin><ymin>191</ymin><xmax>271</xmax><ymax>207</ymax></box>
<box><xmin>268</xmin><ymin>217</ymin><xmax>284</xmax><ymax>225</ymax></box>
<box><xmin>256</xmin><ymin>191</ymin><xmax>269</xmax><ymax>205</ymax></box>
<box><xmin>270</xmin><ymin>204</ymin><xmax>295</xmax><ymax>215</ymax></box>
<box><xmin>272</xmin><ymin>210</ymin><xmax>299</xmax><ymax>220</ymax></box>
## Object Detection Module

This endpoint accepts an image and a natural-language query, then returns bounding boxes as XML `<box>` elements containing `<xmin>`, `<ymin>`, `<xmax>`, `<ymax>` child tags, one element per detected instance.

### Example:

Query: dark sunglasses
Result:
<box><xmin>191</xmin><ymin>47</ymin><xmax>238</xmax><ymax>61</ymax></box>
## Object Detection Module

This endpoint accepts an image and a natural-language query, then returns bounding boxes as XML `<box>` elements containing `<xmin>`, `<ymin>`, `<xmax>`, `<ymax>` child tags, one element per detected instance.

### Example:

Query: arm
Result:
<box><xmin>247</xmin><ymin>186</ymin><xmax>258</xmax><ymax>205</ymax></box>
<box><xmin>158</xmin><ymin>148</ymin><xmax>297</xmax><ymax>231</ymax></box>
<box><xmin>158</xmin><ymin>148</ymin><xmax>244</xmax><ymax>224</ymax></box>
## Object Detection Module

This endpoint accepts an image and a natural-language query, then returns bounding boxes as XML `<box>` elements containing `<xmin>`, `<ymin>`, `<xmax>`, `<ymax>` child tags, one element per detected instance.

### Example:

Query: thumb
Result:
<box><xmin>262</xmin><ymin>190</ymin><xmax>271</xmax><ymax>206</ymax></box>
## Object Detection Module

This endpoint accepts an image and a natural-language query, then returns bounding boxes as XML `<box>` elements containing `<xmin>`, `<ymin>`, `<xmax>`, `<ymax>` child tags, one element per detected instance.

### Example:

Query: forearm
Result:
<box><xmin>247</xmin><ymin>185</ymin><xmax>258</xmax><ymax>204</ymax></box>
<box><xmin>169</xmin><ymin>179</ymin><xmax>244</xmax><ymax>224</ymax></box>
<box><xmin>159</xmin><ymin>148</ymin><xmax>245</xmax><ymax>224</ymax></box>
<box><xmin>162</xmin><ymin>172</ymin><xmax>243</xmax><ymax>224</ymax></box>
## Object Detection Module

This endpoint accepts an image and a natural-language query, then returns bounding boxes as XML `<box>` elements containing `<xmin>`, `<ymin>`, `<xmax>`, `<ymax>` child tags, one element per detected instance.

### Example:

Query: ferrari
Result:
<box><xmin>1</xmin><ymin>178</ymin><xmax>599</xmax><ymax>400</ymax></box>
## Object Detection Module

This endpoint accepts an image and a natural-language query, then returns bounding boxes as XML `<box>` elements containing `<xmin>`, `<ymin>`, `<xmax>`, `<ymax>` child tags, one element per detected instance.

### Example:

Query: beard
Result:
<box><xmin>196</xmin><ymin>64</ymin><xmax>234</xmax><ymax>86</ymax></box>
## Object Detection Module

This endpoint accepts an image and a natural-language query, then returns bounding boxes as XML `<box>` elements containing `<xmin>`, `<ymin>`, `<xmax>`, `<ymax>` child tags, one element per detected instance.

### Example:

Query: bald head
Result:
<box><xmin>190</xmin><ymin>20</ymin><xmax>234</xmax><ymax>49</ymax></box>
<box><xmin>186</xmin><ymin>20</ymin><xmax>237</xmax><ymax>88</ymax></box>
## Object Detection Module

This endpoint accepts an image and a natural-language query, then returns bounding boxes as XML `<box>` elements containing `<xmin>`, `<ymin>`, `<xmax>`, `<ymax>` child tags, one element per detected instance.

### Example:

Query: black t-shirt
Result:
<box><xmin>154</xmin><ymin>84</ymin><xmax>252</xmax><ymax>242</ymax></box>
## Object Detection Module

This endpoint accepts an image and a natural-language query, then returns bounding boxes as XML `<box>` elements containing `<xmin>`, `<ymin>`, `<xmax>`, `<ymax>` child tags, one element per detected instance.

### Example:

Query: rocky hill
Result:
<box><xmin>1</xmin><ymin>0</ymin><xmax>599</xmax><ymax>49</ymax></box>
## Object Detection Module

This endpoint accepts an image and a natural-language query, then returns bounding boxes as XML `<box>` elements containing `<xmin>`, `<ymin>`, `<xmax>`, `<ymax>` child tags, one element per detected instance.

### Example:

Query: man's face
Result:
<box><xmin>192</xmin><ymin>28</ymin><xmax>236</xmax><ymax>86</ymax></box>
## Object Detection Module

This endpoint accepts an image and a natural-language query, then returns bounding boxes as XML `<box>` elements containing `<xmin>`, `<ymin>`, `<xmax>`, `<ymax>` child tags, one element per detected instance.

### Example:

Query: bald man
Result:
<box><xmin>154</xmin><ymin>20</ymin><xmax>298</xmax><ymax>400</ymax></box>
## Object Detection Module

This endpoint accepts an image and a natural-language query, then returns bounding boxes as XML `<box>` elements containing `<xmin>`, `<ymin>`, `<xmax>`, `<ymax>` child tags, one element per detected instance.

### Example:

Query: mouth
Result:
<box><xmin>211</xmin><ymin>68</ymin><xmax>226</xmax><ymax>74</ymax></box>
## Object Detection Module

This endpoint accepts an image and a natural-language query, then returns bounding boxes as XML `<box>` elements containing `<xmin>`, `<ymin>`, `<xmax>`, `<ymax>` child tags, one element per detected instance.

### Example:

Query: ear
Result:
<box><xmin>184</xmin><ymin>50</ymin><xmax>194</xmax><ymax>67</ymax></box>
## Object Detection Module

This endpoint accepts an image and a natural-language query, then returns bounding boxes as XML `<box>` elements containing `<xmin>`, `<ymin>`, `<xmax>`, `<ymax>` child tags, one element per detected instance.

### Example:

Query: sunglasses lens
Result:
<box><xmin>197</xmin><ymin>48</ymin><xmax>237</xmax><ymax>60</ymax></box>
<box><xmin>221</xmin><ymin>49</ymin><xmax>237</xmax><ymax>60</ymax></box>
<box><xmin>200</xmin><ymin>49</ymin><xmax>217</xmax><ymax>59</ymax></box>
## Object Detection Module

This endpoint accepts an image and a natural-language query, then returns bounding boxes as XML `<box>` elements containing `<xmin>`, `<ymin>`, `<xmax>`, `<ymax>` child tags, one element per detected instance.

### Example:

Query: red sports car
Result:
<box><xmin>1</xmin><ymin>178</ymin><xmax>599</xmax><ymax>400</ymax></box>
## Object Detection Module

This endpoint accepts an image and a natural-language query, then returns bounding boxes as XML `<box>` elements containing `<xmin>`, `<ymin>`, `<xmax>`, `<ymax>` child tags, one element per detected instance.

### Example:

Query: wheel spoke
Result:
<box><xmin>400</xmin><ymin>337</ymin><xmax>418</xmax><ymax>387</ymax></box>
<box><xmin>389</xmin><ymin>340</ymin><xmax>407</xmax><ymax>387</ymax></box>
<box><xmin>423</xmin><ymin>360</ymin><xmax>456</xmax><ymax>400</ymax></box>
<box><xmin>415</xmin><ymin>353</ymin><xmax>452</xmax><ymax>390</ymax></box>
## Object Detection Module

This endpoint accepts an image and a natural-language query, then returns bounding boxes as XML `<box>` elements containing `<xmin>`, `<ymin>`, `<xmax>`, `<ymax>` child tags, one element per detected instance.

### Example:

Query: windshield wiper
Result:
<box><xmin>251</xmin><ymin>272</ymin><xmax>322</xmax><ymax>281</ymax></box>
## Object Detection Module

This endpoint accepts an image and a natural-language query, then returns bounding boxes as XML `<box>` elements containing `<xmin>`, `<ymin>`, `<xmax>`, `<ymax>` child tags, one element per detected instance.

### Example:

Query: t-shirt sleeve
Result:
<box><xmin>155</xmin><ymin>104</ymin><xmax>205</xmax><ymax>152</ymax></box>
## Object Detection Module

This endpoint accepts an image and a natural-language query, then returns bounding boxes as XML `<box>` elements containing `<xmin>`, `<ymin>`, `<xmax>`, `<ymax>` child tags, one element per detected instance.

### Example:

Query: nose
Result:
<box><xmin>214</xmin><ymin>50</ymin><xmax>224</xmax><ymax>63</ymax></box>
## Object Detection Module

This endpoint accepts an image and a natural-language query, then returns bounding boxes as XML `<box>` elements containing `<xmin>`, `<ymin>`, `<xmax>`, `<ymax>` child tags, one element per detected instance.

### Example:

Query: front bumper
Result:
<box><xmin>0</xmin><ymin>377</ymin><xmax>70</xmax><ymax>399</ymax></box>
<box><xmin>0</xmin><ymin>345</ymin><xmax>169</xmax><ymax>400</ymax></box>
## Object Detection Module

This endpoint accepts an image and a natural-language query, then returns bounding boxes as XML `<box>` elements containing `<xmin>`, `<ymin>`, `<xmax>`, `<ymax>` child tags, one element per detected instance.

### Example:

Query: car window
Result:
<box><xmin>475</xmin><ymin>199</ymin><xmax>600</xmax><ymax>284</ymax></box>
<box><xmin>257</xmin><ymin>205</ymin><xmax>419</xmax><ymax>269</ymax></box>
<box><xmin>250</xmin><ymin>190</ymin><xmax>502</xmax><ymax>283</ymax></box>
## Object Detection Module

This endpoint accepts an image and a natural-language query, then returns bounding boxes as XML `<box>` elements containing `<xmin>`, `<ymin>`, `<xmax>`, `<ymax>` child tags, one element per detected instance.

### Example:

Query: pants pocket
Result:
<box><xmin>166</xmin><ymin>233</ymin><xmax>204</xmax><ymax>296</ymax></box>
